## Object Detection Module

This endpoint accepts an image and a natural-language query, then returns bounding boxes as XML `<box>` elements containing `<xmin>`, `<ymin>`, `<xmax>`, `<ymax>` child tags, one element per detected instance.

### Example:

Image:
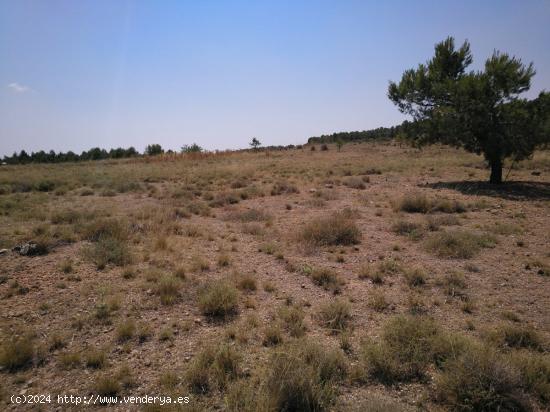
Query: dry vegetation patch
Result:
<box><xmin>1</xmin><ymin>143</ymin><xmax>549</xmax><ymax>411</ymax></box>
<box><xmin>299</xmin><ymin>209</ymin><xmax>361</xmax><ymax>247</ymax></box>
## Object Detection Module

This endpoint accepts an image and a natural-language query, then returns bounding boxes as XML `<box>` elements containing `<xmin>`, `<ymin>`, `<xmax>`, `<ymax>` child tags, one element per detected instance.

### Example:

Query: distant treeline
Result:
<box><xmin>307</xmin><ymin>123</ymin><xmax>406</xmax><ymax>144</ymax></box>
<box><xmin>2</xmin><ymin>124</ymin><xmax>406</xmax><ymax>165</ymax></box>
<box><xmin>2</xmin><ymin>147</ymin><xmax>140</xmax><ymax>165</ymax></box>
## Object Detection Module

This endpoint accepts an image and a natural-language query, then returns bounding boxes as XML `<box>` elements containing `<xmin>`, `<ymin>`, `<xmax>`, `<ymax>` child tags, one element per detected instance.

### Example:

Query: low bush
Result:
<box><xmin>359</xmin><ymin>315</ymin><xmax>457</xmax><ymax>384</ymax></box>
<box><xmin>236</xmin><ymin>273</ymin><xmax>257</xmax><ymax>292</ymax></box>
<box><xmin>424</xmin><ymin>230</ymin><xmax>496</xmax><ymax>259</ymax></box>
<box><xmin>278</xmin><ymin>305</ymin><xmax>307</xmax><ymax>337</ymax></box>
<box><xmin>115</xmin><ymin>320</ymin><xmax>136</xmax><ymax>343</ymax></box>
<box><xmin>487</xmin><ymin>324</ymin><xmax>545</xmax><ymax>351</ymax></box>
<box><xmin>438</xmin><ymin>271</ymin><xmax>467</xmax><ymax>297</ymax></box>
<box><xmin>343</xmin><ymin>176</ymin><xmax>367</xmax><ymax>190</ymax></box>
<box><xmin>403</xmin><ymin>267</ymin><xmax>427</xmax><ymax>287</ymax></box>
<box><xmin>262</xmin><ymin>340</ymin><xmax>347</xmax><ymax>411</ymax></box>
<box><xmin>508</xmin><ymin>350</ymin><xmax>550</xmax><ymax>403</ymax></box>
<box><xmin>358</xmin><ymin>264</ymin><xmax>384</xmax><ymax>284</ymax></box>
<box><xmin>263</xmin><ymin>324</ymin><xmax>284</xmax><ymax>346</ymax></box>
<box><xmin>426</xmin><ymin>214</ymin><xmax>461</xmax><ymax>231</ymax></box>
<box><xmin>185</xmin><ymin>344</ymin><xmax>241</xmax><ymax>393</ymax></box>
<box><xmin>0</xmin><ymin>335</ymin><xmax>35</xmax><ymax>372</ymax></box>
<box><xmin>198</xmin><ymin>281</ymin><xmax>239</xmax><ymax>319</ymax></box>
<box><xmin>226</xmin><ymin>208</ymin><xmax>271</xmax><ymax>222</ymax></box>
<box><xmin>311</xmin><ymin>267</ymin><xmax>344</xmax><ymax>294</ymax></box>
<box><xmin>299</xmin><ymin>210</ymin><xmax>361</xmax><ymax>246</ymax></box>
<box><xmin>271</xmin><ymin>181</ymin><xmax>299</xmax><ymax>196</ymax></box>
<box><xmin>391</xmin><ymin>220</ymin><xmax>425</xmax><ymax>240</ymax></box>
<box><xmin>396</xmin><ymin>192</ymin><xmax>467</xmax><ymax>214</ymax></box>
<box><xmin>155</xmin><ymin>275</ymin><xmax>181</xmax><ymax>305</ymax></box>
<box><xmin>368</xmin><ymin>290</ymin><xmax>389</xmax><ymax>312</ymax></box>
<box><xmin>83</xmin><ymin>236</ymin><xmax>132</xmax><ymax>269</ymax></box>
<box><xmin>434</xmin><ymin>346</ymin><xmax>530</xmax><ymax>411</ymax></box>
<box><xmin>84</xmin><ymin>348</ymin><xmax>107</xmax><ymax>369</ymax></box>
<box><xmin>317</xmin><ymin>299</ymin><xmax>352</xmax><ymax>333</ymax></box>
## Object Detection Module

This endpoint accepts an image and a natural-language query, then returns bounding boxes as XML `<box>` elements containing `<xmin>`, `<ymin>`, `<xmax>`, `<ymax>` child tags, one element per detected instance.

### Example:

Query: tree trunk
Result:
<box><xmin>489</xmin><ymin>157</ymin><xmax>503</xmax><ymax>184</ymax></box>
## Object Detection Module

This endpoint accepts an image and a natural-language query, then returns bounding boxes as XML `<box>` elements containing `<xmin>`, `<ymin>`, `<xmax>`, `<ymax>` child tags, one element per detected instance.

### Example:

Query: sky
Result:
<box><xmin>1</xmin><ymin>0</ymin><xmax>549</xmax><ymax>156</ymax></box>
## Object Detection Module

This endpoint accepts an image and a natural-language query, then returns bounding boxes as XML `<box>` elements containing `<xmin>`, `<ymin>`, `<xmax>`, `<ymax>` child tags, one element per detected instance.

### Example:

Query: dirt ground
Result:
<box><xmin>1</xmin><ymin>141</ymin><xmax>549</xmax><ymax>411</ymax></box>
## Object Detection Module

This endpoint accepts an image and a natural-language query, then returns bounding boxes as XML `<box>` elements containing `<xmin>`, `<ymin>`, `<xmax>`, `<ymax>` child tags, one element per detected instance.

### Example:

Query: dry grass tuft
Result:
<box><xmin>317</xmin><ymin>299</ymin><xmax>352</xmax><ymax>333</ymax></box>
<box><xmin>311</xmin><ymin>267</ymin><xmax>344</xmax><ymax>293</ymax></box>
<box><xmin>198</xmin><ymin>281</ymin><xmax>239</xmax><ymax>319</ymax></box>
<box><xmin>425</xmin><ymin>230</ymin><xmax>496</xmax><ymax>259</ymax></box>
<box><xmin>299</xmin><ymin>210</ymin><xmax>361</xmax><ymax>246</ymax></box>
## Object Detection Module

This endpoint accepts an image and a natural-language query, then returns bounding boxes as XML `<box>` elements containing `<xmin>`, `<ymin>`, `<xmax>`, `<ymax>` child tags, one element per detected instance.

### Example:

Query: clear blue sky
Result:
<box><xmin>1</xmin><ymin>0</ymin><xmax>549</xmax><ymax>156</ymax></box>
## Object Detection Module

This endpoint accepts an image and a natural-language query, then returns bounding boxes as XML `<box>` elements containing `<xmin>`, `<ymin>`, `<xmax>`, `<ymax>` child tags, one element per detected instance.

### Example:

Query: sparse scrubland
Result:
<box><xmin>1</xmin><ymin>142</ymin><xmax>549</xmax><ymax>411</ymax></box>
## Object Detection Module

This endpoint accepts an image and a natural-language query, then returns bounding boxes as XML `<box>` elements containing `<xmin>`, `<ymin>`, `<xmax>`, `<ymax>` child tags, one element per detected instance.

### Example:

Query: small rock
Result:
<box><xmin>324</xmin><ymin>184</ymin><xmax>333</xmax><ymax>188</ymax></box>
<box><xmin>0</xmin><ymin>249</ymin><xmax>8</xmax><ymax>255</ymax></box>
<box><xmin>525</xmin><ymin>264</ymin><xmax>531</xmax><ymax>270</ymax></box>
<box><xmin>13</xmin><ymin>242</ymin><xmax>45</xmax><ymax>256</ymax></box>
<box><xmin>309</xmin><ymin>188</ymin><xmax>317</xmax><ymax>193</ymax></box>
<box><xmin>194</xmin><ymin>318</ymin><xmax>202</xmax><ymax>324</ymax></box>
<box><xmin>531</xmin><ymin>171</ymin><xmax>541</xmax><ymax>176</ymax></box>
<box><xmin>20</xmin><ymin>389</ymin><xmax>27</xmax><ymax>395</ymax></box>
<box><xmin>538</xmin><ymin>269</ymin><xmax>545</xmax><ymax>275</ymax></box>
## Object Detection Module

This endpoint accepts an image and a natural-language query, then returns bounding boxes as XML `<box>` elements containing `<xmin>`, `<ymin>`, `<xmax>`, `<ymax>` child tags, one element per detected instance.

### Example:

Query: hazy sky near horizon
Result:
<box><xmin>1</xmin><ymin>0</ymin><xmax>549</xmax><ymax>157</ymax></box>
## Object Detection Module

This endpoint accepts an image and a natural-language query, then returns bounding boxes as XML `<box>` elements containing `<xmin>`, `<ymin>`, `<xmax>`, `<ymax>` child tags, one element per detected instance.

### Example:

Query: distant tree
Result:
<box><xmin>125</xmin><ymin>147</ymin><xmax>138</xmax><ymax>157</ymax></box>
<box><xmin>335</xmin><ymin>139</ymin><xmax>344</xmax><ymax>152</ymax></box>
<box><xmin>388</xmin><ymin>37</ymin><xmax>550</xmax><ymax>184</ymax></box>
<box><xmin>250</xmin><ymin>137</ymin><xmax>261</xmax><ymax>150</ymax></box>
<box><xmin>181</xmin><ymin>143</ymin><xmax>203</xmax><ymax>153</ymax></box>
<box><xmin>145</xmin><ymin>144</ymin><xmax>164</xmax><ymax>156</ymax></box>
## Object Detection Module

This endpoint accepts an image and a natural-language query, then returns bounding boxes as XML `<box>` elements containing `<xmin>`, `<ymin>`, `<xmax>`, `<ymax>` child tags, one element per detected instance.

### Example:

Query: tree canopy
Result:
<box><xmin>250</xmin><ymin>137</ymin><xmax>261</xmax><ymax>150</ymax></box>
<box><xmin>388</xmin><ymin>37</ymin><xmax>550</xmax><ymax>183</ymax></box>
<box><xmin>145</xmin><ymin>144</ymin><xmax>164</xmax><ymax>156</ymax></box>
